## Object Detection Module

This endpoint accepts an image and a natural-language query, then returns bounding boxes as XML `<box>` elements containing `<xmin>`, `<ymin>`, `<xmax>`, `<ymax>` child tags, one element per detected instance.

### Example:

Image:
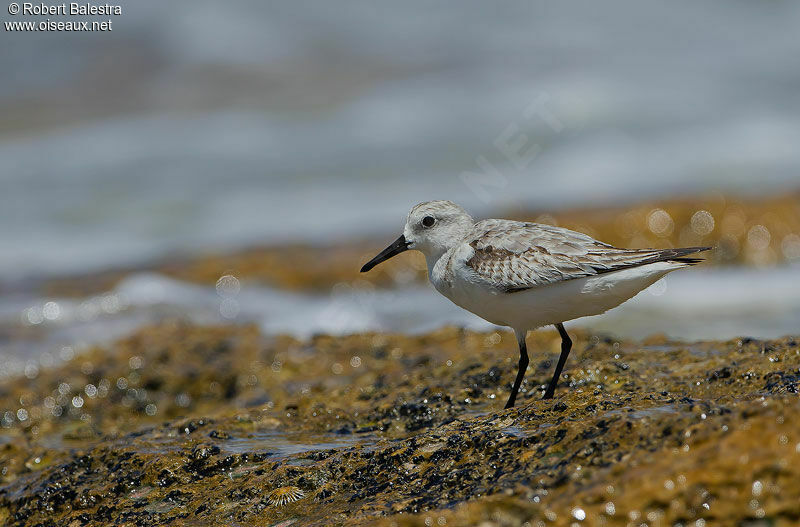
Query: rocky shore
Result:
<box><xmin>2</xmin><ymin>323</ymin><xmax>799</xmax><ymax>526</ymax></box>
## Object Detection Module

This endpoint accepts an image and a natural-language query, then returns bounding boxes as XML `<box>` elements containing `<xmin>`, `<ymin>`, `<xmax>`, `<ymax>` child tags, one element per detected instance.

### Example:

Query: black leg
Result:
<box><xmin>505</xmin><ymin>331</ymin><xmax>529</xmax><ymax>409</ymax></box>
<box><xmin>543</xmin><ymin>323</ymin><xmax>572</xmax><ymax>400</ymax></box>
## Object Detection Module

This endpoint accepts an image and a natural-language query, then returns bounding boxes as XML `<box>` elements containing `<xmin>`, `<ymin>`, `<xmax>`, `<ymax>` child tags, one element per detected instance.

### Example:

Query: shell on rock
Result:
<box><xmin>267</xmin><ymin>486</ymin><xmax>305</xmax><ymax>506</ymax></box>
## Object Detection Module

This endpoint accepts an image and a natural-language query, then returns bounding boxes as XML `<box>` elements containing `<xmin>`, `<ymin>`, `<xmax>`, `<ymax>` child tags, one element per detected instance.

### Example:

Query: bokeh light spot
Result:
<box><xmin>690</xmin><ymin>210</ymin><xmax>715</xmax><ymax>236</ymax></box>
<box><xmin>647</xmin><ymin>209</ymin><xmax>674</xmax><ymax>237</ymax></box>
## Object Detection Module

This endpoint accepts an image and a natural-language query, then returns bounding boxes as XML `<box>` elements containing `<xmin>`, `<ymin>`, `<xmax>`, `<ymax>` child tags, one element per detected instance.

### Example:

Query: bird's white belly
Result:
<box><xmin>436</xmin><ymin>261</ymin><xmax>682</xmax><ymax>331</ymax></box>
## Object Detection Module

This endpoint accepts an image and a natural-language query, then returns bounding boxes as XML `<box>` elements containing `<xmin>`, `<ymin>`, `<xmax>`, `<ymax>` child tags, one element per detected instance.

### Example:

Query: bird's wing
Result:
<box><xmin>462</xmin><ymin>219</ymin><xmax>709</xmax><ymax>292</ymax></box>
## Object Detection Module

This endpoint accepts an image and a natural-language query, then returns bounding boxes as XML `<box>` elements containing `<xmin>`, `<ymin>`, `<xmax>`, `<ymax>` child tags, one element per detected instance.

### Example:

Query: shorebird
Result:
<box><xmin>360</xmin><ymin>200</ymin><xmax>710</xmax><ymax>408</ymax></box>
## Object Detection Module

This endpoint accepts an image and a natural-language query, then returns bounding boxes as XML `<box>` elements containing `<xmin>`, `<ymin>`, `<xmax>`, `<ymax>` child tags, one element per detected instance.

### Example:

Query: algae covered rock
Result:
<box><xmin>1</xmin><ymin>324</ymin><xmax>799</xmax><ymax>525</ymax></box>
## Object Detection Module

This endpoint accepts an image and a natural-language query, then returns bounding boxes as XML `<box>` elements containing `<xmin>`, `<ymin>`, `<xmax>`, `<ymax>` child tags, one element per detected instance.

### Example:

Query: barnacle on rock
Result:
<box><xmin>268</xmin><ymin>486</ymin><xmax>305</xmax><ymax>506</ymax></box>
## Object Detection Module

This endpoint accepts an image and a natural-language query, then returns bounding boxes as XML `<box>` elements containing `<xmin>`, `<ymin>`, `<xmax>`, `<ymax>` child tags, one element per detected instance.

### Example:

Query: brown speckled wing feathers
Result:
<box><xmin>463</xmin><ymin>220</ymin><xmax>708</xmax><ymax>292</ymax></box>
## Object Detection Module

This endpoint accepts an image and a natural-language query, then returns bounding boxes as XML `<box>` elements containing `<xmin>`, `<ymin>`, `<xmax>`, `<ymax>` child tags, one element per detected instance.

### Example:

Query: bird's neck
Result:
<box><xmin>421</xmin><ymin>243</ymin><xmax>454</xmax><ymax>281</ymax></box>
<box><xmin>420</xmin><ymin>224</ymin><xmax>472</xmax><ymax>278</ymax></box>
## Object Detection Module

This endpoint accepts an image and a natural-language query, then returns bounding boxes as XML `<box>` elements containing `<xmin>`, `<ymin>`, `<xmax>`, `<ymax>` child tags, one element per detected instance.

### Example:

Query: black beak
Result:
<box><xmin>360</xmin><ymin>235</ymin><xmax>410</xmax><ymax>273</ymax></box>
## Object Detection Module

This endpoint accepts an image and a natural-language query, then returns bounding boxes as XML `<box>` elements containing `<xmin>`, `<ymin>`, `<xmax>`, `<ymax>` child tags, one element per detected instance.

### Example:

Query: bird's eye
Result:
<box><xmin>422</xmin><ymin>216</ymin><xmax>435</xmax><ymax>228</ymax></box>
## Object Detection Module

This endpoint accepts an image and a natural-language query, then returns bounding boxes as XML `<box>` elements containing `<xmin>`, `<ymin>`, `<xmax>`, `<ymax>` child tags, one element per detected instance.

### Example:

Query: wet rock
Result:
<box><xmin>763</xmin><ymin>369</ymin><xmax>800</xmax><ymax>394</ymax></box>
<box><xmin>1</xmin><ymin>325</ymin><xmax>800</xmax><ymax>525</ymax></box>
<box><xmin>707</xmin><ymin>365</ymin><xmax>732</xmax><ymax>381</ymax></box>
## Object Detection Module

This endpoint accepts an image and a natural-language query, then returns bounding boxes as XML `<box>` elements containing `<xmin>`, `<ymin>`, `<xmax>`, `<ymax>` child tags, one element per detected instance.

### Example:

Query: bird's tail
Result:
<box><xmin>663</xmin><ymin>246</ymin><xmax>712</xmax><ymax>265</ymax></box>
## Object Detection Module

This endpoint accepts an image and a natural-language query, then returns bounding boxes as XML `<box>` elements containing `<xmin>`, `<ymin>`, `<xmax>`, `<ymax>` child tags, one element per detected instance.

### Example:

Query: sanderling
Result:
<box><xmin>361</xmin><ymin>200</ymin><xmax>710</xmax><ymax>408</ymax></box>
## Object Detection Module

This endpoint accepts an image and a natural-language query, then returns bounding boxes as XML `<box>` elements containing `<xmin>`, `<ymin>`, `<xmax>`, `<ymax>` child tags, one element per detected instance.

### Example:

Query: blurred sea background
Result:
<box><xmin>2</xmin><ymin>1</ymin><xmax>800</xmax><ymax>375</ymax></box>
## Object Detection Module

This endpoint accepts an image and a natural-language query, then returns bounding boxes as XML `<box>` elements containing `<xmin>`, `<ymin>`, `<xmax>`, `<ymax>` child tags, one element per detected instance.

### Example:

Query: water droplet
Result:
<box><xmin>42</xmin><ymin>301</ymin><xmax>61</xmax><ymax>320</ymax></box>
<box><xmin>24</xmin><ymin>362</ymin><xmax>39</xmax><ymax>379</ymax></box>
<box><xmin>60</xmin><ymin>346</ymin><xmax>74</xmax><ymax>361</ymax></box>
<box><xmin>690</xmin><ymin>210</ymin><xmax>715</xmax><ymax>236</ymax></box>
<box><xmin>175</xmin><ymin>393</ymin><xmax>192</xmax><ymax>407</ymax></box>
<box><xmin>747</xmin><ymin>225</ymin><xmax>771</xmax><ymax>251</ymax></box>
<box><xmin>216</xmin><ymin>275</ymin><xmax>241</xmax><ymax>297</ymax></box>
<box><xmin>781</xmin><ymin>233</ymin><xmax>800</xmax><ymax>260</ymax></box>
<box><xmin>485</xmin><ymin>332</ymin><xmax>502</xmax><ymax>345</ymax></box>
<box><xmin>100</xmin><ymin>294</ymin><xmax>121</xmax><ymax>313</ymax></box>
<box><xmin>22</xmin><ymin>306</ymin><xmax>42</xmax><ymax>325</ymax></box>
<box><xmin>647</xmin><ymin>209</ymin><xmax>674</xmax><ymax>236</ymax></box>
<box><xmin>128</xmin><ymin>356</ymin><xmax>144</xmax><ymax>370</ymax></box>
<box><xmin>752</xmin><ymin>480</ymin><xmax>763</xmax><ymax>496</ymax></box>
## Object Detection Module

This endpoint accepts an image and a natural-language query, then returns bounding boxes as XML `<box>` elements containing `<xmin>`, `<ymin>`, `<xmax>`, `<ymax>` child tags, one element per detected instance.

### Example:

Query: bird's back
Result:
<box><xmin>430</xmin><ymin>218</ymin><xmax>710</xmax><ymax>330</ymax></box>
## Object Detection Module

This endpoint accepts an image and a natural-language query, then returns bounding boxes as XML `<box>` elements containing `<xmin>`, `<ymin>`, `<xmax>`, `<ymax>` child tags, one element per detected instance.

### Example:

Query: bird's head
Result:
<box><xmin>360</xmin><ymin>200</ymin><xmax>473</xmax><ymax>272</ymax></box>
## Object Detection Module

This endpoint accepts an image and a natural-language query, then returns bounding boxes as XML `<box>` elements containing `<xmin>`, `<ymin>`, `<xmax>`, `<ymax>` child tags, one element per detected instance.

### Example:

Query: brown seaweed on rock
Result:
<box><xmin>1</xmin><ymin>324</ymin><xmax>799</xmax><ymax>526</ymax></box>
